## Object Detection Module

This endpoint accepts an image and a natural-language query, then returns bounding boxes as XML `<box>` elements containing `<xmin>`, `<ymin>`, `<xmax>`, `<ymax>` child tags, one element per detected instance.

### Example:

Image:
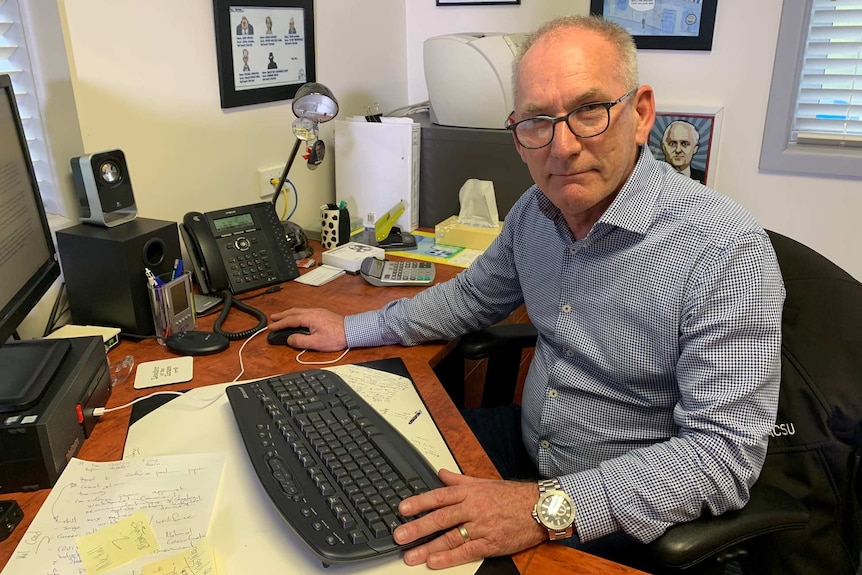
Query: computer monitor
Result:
<box><xmin>0</xmin><ymin>73</ymin><xmax>69</xmax><ymax>412</ymax></box>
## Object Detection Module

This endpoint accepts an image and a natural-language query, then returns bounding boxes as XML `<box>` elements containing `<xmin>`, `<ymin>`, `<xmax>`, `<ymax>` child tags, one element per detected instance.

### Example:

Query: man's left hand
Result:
<box><xmin>393</xmin><ymin>469</ymin><xmax>547</xmax><ymax>569</ymax></box>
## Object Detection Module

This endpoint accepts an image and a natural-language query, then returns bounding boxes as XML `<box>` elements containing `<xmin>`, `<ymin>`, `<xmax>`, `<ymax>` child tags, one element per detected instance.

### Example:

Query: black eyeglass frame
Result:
<box><xmin>505</xmin><ymin>87</ymin><xmax>639</xmax><ymax>149</ymax></box>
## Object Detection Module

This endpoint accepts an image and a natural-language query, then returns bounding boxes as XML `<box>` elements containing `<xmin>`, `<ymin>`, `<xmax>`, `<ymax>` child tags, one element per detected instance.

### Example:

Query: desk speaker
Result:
<box><xmin>56</xmin><ymin>218</ymin><xmax>181</xmax><ymax>336</ymax></box>
<box><xmin>71</xmin><ymin>149</ymin><xmax>137</xmax><ymax>227</ymax></box>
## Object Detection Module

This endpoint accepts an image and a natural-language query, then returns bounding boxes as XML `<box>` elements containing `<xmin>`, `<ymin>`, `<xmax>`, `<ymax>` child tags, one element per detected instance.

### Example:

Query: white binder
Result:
<box><xmin>333</xmin><ymin>117</ymin><xmax>420</xmax><ymax>235</ymax></box>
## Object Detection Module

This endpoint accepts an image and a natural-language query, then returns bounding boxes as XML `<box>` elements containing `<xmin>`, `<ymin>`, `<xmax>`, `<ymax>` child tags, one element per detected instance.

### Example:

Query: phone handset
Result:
<box><xmin>180</xmin><ymin>212</ymin><xmax>229</xmax><ymax>295</ymax></box>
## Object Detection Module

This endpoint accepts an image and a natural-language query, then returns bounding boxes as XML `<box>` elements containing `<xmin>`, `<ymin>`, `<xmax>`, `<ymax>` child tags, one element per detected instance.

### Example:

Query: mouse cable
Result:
<box><xmin>92</xmin><ymin>390</ymin><xmax>223</xmax><ymax>417</ymax></box>
<box><xmin>213</xmin><ymin>290</ymin><xmax>268</xmax><ymax>340</ymax></box>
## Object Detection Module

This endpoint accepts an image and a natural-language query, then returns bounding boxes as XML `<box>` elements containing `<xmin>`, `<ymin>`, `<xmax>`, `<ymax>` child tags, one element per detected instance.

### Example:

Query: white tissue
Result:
<box><xmin>457</xmin><ymin>179</ymin><xmax>499</xmax><ymax>228</ymax></box>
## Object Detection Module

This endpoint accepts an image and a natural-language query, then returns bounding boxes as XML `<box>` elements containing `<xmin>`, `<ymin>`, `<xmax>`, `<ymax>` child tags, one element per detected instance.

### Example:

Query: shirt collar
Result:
<box><xmin>535</xmin><ymin>146</ymin><xmax>662</xmax><ymax>239</ymax></box>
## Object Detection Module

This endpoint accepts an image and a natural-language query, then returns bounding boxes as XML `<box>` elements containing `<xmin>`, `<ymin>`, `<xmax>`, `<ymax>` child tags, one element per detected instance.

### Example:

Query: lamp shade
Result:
<box><xmin>292</xmin><ymin>82</ymin><xmax>339</xmax><ymax>123</ymax></box>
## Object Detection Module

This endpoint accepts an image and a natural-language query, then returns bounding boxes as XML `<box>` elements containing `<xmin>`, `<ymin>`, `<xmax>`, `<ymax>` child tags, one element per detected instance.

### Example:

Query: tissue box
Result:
<box><xmin>435</xmin><ymin>216</ymin><xmax>503</xmax><ymax>251</ymax></box>
<box><xmin>321</xmin><ymin>242</ymin><xmax>385</xmax><ymax>273</ymax></box>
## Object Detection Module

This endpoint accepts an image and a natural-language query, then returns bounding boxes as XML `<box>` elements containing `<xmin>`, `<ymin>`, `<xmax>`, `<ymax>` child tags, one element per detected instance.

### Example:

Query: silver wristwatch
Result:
<box><xmin>532</xmin><ymin>478</ymin><xmax>576</xmax><ymax>540</ymax></box>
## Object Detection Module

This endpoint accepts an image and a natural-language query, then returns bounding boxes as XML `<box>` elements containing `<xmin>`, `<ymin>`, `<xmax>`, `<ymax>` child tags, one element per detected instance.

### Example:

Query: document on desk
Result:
<box><xmin>120</xmin><ymin>365</ymin><xmax>480</xmax><ymax>575</ymax></box>
<box><xmin>1</xmin><ymin>453</ymin><xmax>225</xmax><ymax>575</ymax></box>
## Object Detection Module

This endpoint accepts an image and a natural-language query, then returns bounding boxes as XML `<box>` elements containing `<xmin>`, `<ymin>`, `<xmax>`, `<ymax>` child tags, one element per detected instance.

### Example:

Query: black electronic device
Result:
<box><xmin>359</xmin><ymin>257</ymin><xmax>435</xmax><ymax>287</ymax></box>
<box><xmin>0</xmin><ymin>336</ymin><xmax>111</xmax><ymax>494</ymax></box>
<box><xmin>0</xmin><ymin>73</ymin><xmax>68</xmax><ymax>414</ymax></box>
<box><xmin>225</xmin><ymin>368</ymin><xmax>444</xmax><ymax>565</ymax></box>
<box><xmin>70</xmin><ymin>149</ymin><xmax>137</xmax><ymax>227</ymax></box>
<box><xmin>181</xmin><ymin>202</ymin><xmax>299</xmax><ymax>295</ymax></box>
<box><xmin>266</xmin><ymin>326</ymin><xmax>310</xmax><ymax>346</ymax></box>
<box><xmin>0</xmin><ymin>499</ymin><xmax>22</xmax><ymax>542</ymax></box>
<box><xmin>56</xmin><ymin>218</ymin><xmax>182</xmax><ymax>336</ymax></box>
<box><xmin>165</xmin><ymin>330</ymin><xmax>230</xmax><ymax>356</ymax></box>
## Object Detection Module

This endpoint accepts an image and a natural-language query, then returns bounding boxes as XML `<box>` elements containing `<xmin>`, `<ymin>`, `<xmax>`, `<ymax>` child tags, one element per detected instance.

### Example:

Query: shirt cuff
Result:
<box><xmin>344</xmin><ymin>310</ymin><xmax>388</xmax><ymax>348</ymax></box>
<box><xmin>561</xmin><ymin>469</ymin><xmax>618</xmax><ymax>542</ymax></box>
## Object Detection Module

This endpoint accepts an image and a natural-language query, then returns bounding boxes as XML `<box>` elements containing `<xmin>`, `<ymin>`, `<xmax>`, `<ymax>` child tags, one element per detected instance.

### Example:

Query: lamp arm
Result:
<box><xmin>271</xmin><ymin>136</ymin><xmax>304</xmax><ymax>210</ymax></box>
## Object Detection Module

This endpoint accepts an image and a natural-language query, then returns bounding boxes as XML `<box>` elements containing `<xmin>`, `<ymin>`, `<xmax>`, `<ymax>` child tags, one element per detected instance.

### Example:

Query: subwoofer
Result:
<box><xmin>56</xmin><ymin>218</ymin><xmax>181</xmax><ymax>336</ymax></box>
<box><xmin>71</xmin><ymin>149</ymin><xmax>137</xmax><ymax>227</ymax></box>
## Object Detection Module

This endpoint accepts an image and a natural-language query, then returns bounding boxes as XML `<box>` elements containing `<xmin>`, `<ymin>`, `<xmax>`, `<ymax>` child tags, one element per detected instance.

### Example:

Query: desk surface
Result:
<box><xmin>0</xmin><ymin>249</ymin><xmax>647</xmax><ymax>575</ymax></box>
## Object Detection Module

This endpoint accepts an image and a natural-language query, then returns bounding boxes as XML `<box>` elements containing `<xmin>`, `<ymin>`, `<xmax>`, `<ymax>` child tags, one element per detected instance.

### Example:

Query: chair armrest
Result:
<box><xmin>649</xmin><ymin>484</ymin><xmax>809</xmax><ymax>570</ymax></box>
<box><xmin>458</xmin><ymin>323</ymin><xmax>538</xmax><ymax>360</ymax></box>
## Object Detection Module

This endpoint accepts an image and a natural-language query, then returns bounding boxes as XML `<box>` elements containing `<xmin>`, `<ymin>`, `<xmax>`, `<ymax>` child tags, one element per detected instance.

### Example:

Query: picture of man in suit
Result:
<box><xmin>237</xmin><ymin>16</ymin><xmax>253</xmax><ymax>36</ymax></box>
<box><xmin>288</xmin><ymin>17</ymin><xmax>297</xmax><ymax>34</ymax></box>
<box><xmin>267</xmin><ymin>53</ymin><xmax>278</xmax><ymax>69</ymax></box>
<box><xmin>241</xmin><ymin>49</ymin><xmax>250</xmax><ymax>71</ymax></box>
<box><xmin>660</xmin><ymin>120</ymin><xmax>705</xmax><ymax>184</ymax></box>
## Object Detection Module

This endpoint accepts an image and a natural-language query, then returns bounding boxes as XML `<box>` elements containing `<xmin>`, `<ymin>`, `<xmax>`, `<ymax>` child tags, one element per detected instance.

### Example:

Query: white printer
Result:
<box><xmin>423</xmin><ymin>32</ymin><xmax>527</xmax><ymax>130</ymax></box>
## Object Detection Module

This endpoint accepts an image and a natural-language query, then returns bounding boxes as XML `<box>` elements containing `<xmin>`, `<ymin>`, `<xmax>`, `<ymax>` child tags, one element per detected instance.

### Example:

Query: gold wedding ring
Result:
<box><xmin>458</xmin><ymin>524</ymin><xmax>471</xmax><ymax>543</ymax></box>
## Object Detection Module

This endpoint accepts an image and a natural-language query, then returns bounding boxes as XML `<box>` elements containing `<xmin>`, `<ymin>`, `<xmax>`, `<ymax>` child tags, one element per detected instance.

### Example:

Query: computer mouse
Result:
<box><xmin>266</xmin><ymin>326</ymin><xmax>311</xmax><ymax>346</ymax></box>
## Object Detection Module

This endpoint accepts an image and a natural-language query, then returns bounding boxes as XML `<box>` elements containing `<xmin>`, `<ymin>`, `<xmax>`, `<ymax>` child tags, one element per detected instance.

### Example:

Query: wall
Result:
<box><xmin>404</xmin><ymin>0</ymin><xmax>862</xmax><ymax>281</ymax></box>
<box><xmin>37</xmin><ymin>0</ymin><xmax>862</xmax><ymax>286</ymax></box>
<box><xmin>58</xmin><ymin>0</ymin><xmax>407</xmax><ymax>232</ymax></box>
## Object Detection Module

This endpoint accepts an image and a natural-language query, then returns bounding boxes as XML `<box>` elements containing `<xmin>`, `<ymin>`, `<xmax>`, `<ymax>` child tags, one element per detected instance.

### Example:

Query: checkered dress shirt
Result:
<box><xmin>345</xmin><ymin>147</ymin><xmax>785</xmax><ymax>543</ymax></box>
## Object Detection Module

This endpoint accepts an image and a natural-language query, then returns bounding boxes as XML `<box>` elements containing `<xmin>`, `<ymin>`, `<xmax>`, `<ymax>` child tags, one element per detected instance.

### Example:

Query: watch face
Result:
<box><xmin>537</xmin><ymin>491</ymin><xmax>575</xmax><ymax>529</ymax></box>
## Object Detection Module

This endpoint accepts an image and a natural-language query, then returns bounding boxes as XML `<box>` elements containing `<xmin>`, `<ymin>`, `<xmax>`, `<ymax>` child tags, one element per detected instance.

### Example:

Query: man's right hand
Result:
<box><xmin>269</xmin><ymin>307</ymin><xmax>347</xmax><ymax>351</ymax></box>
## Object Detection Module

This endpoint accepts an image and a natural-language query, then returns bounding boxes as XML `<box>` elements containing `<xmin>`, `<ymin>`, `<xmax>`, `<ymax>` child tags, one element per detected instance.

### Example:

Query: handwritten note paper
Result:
<box><xmin>141</xmin><ymin>538</ymin><xmax>216</xmax><ymax>575</ymax></box>
<box><xmin>325</xmin><ymin>364</ymin><xmax>460</xmax><ymax>472</ymax></box>
<box><xmin>77</xmin><ymin>511</ymin><xmax>159</xmax><ymax>574</ymax></box>
<box><xmin>134</xmin><ymin>357</ymin><xmax>194</xmax><ymax>389</ymax></box>
<box><xmin>2</xmin><ymin>453</ymin><xmax>225</xmax><ymax>575</ymax></box>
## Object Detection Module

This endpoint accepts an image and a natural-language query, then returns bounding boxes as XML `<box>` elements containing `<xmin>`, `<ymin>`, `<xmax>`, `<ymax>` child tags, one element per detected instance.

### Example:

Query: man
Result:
<box><xmin>661</xmin><ymin>119</ymin><xmax>705</xmax><ymax>183</ymax></box>
<box><xmin>236</xmin><ymin>16</ymin><xmax>253</xmax><ymax>35</ymax></box>
<box><xmin>241</xmin><ymin>49</ymin><xmax>250</xmax><ymax>72</ymax></box>
<box><xmin>270</xmin><ymin>15</ymin><xmax>784</xmax><ymax>570</ymax></box>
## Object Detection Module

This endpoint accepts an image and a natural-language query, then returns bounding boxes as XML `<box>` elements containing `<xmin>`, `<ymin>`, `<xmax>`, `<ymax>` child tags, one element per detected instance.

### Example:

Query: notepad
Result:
<box><xmin>293</xmin><ymin>264</ymin><xmax>345</xmax><ymax>286</ymax></box>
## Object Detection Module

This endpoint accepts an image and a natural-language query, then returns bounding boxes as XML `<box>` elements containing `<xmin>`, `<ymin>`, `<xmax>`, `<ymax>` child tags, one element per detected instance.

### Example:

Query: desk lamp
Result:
<box><xmin>271</xmin><ymin>82</ymin><xmax>339</xmax><ymax>209</ymax></box>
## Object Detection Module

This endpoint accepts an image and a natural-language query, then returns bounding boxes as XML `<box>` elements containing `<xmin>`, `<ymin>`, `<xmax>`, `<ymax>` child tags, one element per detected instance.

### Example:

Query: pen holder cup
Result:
<box><xmin>147</xmin><ymin>271</ymin><xmax>195</xmax><ymax>345</ymax></box>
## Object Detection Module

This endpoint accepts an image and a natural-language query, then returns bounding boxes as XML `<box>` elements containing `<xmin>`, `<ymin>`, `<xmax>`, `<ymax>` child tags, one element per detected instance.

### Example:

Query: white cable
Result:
<box><xmin>92</xmin><ymin>390</ymin><xmax>222</xmax><ymax>417</ymax></box>
<box><xmin>233</xmin><ymin>326</ymin><xmax>270</xmax><ymax>382</ymax></box>
<box><xmin>296</xmin><ymin>347</ymin><xmax>350</xmax><ymax>365</ymax></box>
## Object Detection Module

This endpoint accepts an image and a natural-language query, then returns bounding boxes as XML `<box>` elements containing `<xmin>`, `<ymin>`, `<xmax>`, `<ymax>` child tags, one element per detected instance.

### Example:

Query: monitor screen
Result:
<box><xmin>0</xmin><ymin>73</ymin><xmax>61</xmax><ymax>345</ymax></box>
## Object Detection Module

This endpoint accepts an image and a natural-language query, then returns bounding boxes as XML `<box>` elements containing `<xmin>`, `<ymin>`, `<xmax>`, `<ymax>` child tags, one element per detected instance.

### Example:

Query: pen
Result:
<box><xmin>408</xmin><ymin>410</ymin><xmax>422</xmax><ymax>425</ymax></box>
<box><xmin>144</xmin><ymin>267</ymin><xmax>164</xmax><ymax>287</ymax></box>
<box><xmin>171</xmin><ymin>258</ymin><xmax>183</xmax><ymax>280</ymax></box>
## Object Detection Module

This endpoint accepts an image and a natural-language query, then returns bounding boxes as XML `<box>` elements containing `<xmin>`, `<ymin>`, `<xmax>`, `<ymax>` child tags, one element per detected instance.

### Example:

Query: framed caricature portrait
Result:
<box><xmin>648</xmin><ymin>107</ymin><xmax>724</xmax><ymax>187</ymax></box>
<box><xmin>590</xmin><ymin>0</ymin><xmax>718</xmax><ymax>51</ymax></box>
<box><xmin>213</xmin><ymin>0</ymin><xmax>315</xmax><ymax>108</ymax></box>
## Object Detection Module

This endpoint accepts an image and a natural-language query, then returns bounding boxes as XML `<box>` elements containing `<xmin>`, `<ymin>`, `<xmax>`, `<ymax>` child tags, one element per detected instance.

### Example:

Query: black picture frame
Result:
<box><xmin>213</xmin><ymin>0</ymin><xmax>315</xmax><ymax>109</ymax></box>
<box><xmin>436</xmin><ymin>0</ymin><xmax>519</xmax><ymax>5</ymax></box>
<box><xmin>589</xmin><ymin>0</ymin><xmax>717</xmax><ymax>51</ymax></box>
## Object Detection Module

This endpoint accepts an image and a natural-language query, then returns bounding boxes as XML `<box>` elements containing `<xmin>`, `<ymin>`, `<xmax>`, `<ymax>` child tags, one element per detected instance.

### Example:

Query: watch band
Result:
<box><xmin>536</xmin><ymin>478</ymin><xmax>575</xmax><ymax>540</ymax></box>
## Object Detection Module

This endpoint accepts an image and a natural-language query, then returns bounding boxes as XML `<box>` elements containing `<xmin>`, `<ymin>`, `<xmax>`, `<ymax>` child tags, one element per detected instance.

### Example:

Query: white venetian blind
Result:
<box><xmin>793</xmin><ymin>0</ymin><xmax>862</xmax><ymax>147</ymax></box>
<box><xmin>0</xmin><ymin>0</ymin><xmax>60</xmax><ymax>213</ymax></box>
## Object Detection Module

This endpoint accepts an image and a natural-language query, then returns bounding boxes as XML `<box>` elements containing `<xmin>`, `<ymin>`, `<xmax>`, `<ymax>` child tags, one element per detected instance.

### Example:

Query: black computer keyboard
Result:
<box><xmin>226</xmin><ymin>368</ymin><xmax>444</xmax><ymax>565</ymax></box>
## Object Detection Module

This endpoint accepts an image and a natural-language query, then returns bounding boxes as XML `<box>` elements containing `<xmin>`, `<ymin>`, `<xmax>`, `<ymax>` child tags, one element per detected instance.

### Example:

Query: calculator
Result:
<box><xmin>359</xmin><ymin>257</ymin><xmax>436</xmax><ymax>287</ymax></box>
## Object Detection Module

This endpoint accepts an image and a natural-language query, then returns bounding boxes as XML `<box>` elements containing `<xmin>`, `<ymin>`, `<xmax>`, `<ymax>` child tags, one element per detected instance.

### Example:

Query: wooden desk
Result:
<box><xmin>0</xmin><ymin>255</ymin><xmax>647</xmax><ymax>575</ymax></box>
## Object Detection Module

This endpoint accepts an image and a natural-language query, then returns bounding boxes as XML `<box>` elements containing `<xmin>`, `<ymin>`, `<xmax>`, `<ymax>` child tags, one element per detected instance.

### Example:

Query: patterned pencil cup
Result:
<box><xmin>321</xmin><ymin>203</ymin><xmax>350</xmax><ymax>249</ymax></box>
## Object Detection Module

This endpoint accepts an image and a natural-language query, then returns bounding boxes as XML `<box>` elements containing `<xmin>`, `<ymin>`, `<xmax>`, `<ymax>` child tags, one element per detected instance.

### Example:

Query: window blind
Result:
<box><xmin>794</xmin><ymin>0</ymin><xmax>862</xmax><ymax>147</ymax></box>
<box><xmin>0</xmin><ymin>0</ymin><xmax>60</xmax><ymax>213</ymax></box>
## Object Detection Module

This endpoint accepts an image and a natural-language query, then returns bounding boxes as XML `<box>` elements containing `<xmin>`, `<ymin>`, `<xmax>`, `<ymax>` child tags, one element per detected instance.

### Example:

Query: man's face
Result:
<box><xmin>241</xmin><ymin>18</ymin><xmax>248</xmax><ymax>30</ymax></box>
<box><xmin>512</xmin><ymin>29</ymin><xmax>654</xmax><ymax>230</ymax></box>
<box><xmin>661</xmin><ymin>123</ymin><xmax>698</xmax><ymax>171</ymax></box>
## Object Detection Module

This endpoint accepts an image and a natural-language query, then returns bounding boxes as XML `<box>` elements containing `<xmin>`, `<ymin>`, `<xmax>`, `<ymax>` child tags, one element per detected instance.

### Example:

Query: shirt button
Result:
<box><xmin>569</xmin><ymin>248</ymin><xmax>577</xmax><ymax>255</ymax></box>
<box><xmin>561</xmin><ymin>304</ymin><xmax>572</xmax><ymax>313</ymax></box>
<box><xmin>565</xmin><ymin>349</ymin><xmax>574</xmax><ymax>358</ymax></box>
<box><xmin>540</xmin><ymin>440</ymin><xmax>550</xmax><ymax>449</ymax></box>
<box><xmin>548</xmin><ymin>389</ymin><xmax>558</xmax><ymax>398</ymax></box>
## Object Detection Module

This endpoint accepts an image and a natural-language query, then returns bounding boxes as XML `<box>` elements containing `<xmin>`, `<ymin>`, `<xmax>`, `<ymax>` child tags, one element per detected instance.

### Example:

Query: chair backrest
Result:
<box><xmin>751</xmin><ymin>231</ymin><xmax>862</xmax><ymax>574</ymax></box>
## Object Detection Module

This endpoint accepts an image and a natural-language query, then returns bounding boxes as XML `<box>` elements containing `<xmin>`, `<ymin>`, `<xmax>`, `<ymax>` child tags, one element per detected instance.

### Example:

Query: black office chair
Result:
<box><xmin>436</xmin><ymin>230</ymin><xmax>862</xmax><ymax>574</ymax></box>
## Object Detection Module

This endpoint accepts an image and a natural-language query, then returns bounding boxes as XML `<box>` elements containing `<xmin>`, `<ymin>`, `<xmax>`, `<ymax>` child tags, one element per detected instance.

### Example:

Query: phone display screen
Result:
<box><xmin>213</xmin><ymin>213</ymin><xmax>254</xmax><ymax>232</ymax></box>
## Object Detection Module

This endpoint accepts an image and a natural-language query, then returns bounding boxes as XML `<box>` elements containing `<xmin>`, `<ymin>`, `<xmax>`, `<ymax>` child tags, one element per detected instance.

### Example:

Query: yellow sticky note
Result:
<box><xmin>142</xmin><ymin>538</ymin><xmax>217</xmax><ymax>575</ymax></box>
<box><xmin>76</xmin><ymin>510</ymin><xmax>159</xmax><ymax>575</ymax></box>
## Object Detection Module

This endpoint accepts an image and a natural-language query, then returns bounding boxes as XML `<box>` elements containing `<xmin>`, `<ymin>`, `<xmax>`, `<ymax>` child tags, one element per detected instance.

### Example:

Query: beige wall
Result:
<box><xmin>45</xmin><ymin>0</ymin><xmax>862</xmax><ymax>283</ymax></box>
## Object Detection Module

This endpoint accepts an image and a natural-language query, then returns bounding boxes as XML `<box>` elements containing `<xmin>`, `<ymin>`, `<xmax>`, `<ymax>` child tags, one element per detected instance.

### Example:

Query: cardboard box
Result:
<box><xmin>434</xmin><ymin>216</ymin><xmax>503</xmax><ymax>251</ymax></box>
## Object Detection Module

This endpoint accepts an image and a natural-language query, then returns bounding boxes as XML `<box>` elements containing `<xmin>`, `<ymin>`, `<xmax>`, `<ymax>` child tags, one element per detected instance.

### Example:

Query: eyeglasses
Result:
<box><xmin>505</xmin><ymin>87</ymin><xmax>638</xmax><ymax>149</ymax></box>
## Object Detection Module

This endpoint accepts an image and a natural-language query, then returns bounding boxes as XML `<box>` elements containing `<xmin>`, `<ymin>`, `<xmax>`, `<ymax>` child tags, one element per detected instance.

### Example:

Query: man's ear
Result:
<box><xmin>633</xmin><ymin>86</ymin><xmax>656</xmax><ymax>146</ymax></box>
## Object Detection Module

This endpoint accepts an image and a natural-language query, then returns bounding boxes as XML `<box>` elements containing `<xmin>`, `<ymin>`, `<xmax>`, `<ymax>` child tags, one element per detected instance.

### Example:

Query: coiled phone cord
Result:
<box><xmin>212</xmin><ymin>290</ymin><xmax>268</xmax><ymax>341</ymax></box>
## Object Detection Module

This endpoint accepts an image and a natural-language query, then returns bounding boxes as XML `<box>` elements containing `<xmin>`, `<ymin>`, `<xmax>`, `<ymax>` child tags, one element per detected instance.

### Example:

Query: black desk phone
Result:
<box><xmin>181</xmin><ymin>202</ymin><xmax>299</xmax><ymax>295</ymax></box>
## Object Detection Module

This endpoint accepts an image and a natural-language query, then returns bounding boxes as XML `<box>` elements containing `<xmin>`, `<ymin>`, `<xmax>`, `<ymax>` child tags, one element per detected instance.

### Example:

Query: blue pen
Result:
<box><xmin>171</xmin><ymin>258</ymin><xmax>183</xmax><ymax>280</ymax></box>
